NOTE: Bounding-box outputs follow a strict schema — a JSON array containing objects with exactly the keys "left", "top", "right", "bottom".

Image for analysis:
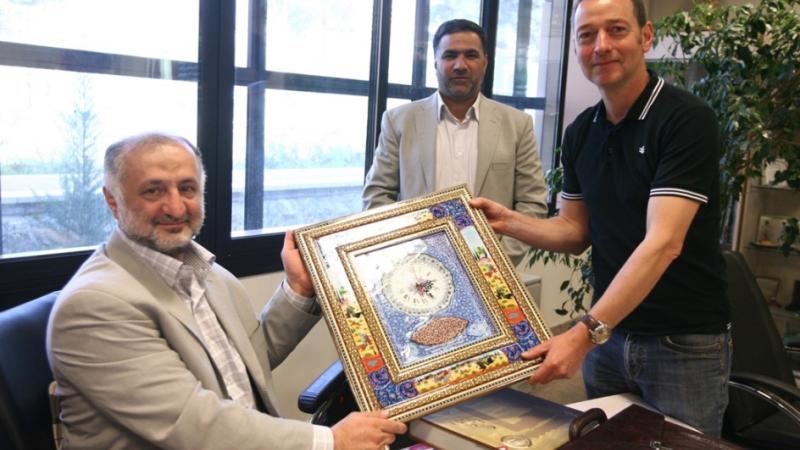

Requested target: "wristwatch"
[{"left": 579, "top": 314, "right": 612, "bottom": 345}]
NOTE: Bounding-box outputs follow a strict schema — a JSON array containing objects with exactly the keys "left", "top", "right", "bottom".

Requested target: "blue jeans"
[{"left": 582, "top": 329, "right": 732, "bottom": 436}]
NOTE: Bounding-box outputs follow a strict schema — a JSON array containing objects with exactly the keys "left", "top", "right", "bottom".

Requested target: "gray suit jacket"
[
  {"left": 362, "top": 93, "right": 548, "bottom": 265},
  {"left": 47, "top": 230, "right": 321, "bottom": 450}
]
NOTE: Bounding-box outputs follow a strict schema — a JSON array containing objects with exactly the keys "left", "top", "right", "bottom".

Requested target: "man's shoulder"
[
  {"left": 654, "top": 81, "right": 715, "bottom": 116},
  {"left": 564, "top": 102, "right": 601, "bottom": 137},
  {"left": 59, "top": 247, "right": 137, "bottom": 299},
  {"left": 386, "top": 93, "right": 435, "bottom": 117},
  {"left": 481, "top": 96, "right": 527, "bottom": 118},
  {"left": 50, "top": 250, "right": 141, "bottom": 324}
]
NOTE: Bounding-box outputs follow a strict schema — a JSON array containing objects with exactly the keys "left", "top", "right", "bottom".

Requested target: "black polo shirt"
[{"left": 561, "top": 72, "right": 729, "bottom": 335}]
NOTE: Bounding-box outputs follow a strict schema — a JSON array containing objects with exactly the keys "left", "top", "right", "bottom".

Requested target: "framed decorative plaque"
[{"left": 295, "top": 185, "right": 550, "bottom": 421}]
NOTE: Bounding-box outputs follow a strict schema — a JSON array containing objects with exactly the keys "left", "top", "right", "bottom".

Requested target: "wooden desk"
[{"left": 567, "top": 393, "right": 699, "bottom": 432}]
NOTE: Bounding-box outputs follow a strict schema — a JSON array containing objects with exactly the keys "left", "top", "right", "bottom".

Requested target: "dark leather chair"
[
  {"left": 722, "top": 250, "right": 800, "bottom": 449},
  {"left": 298, "top": 359, "right": 356, "bottom": 426},
  {"left": 0, "top": 292, "right": 60, "bottom": 450}
]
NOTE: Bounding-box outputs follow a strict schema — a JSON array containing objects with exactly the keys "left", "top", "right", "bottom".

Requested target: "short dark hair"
[
  {"left": 574, "top": 0, "right": 647, "bottom": 28},
  {"left": 432, "top": 19, "right": 488, "bottom": 55}
]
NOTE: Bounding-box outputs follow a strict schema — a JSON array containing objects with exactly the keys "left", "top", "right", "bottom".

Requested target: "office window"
[
  {"left": 0, "top": 0, "right": 570, "bottom": 309},
  {"left": 231, "top": 0, "right": 373, "bottom": 236},
  {"left": 0, "top": 0, "right": 198, "bottom": 61},
  {"left": 494, "top": 0, "right": 567, "bottom": 170},
  {"left": 231, "top": 89, "right": 367, "bottom": 234},
  {"left": 387, "top": 0, "right": 481, "bottom": 94},
  {"left": 0, "top": 0, "right": 198, "bottom": 258},
  {"left": 264, "top": 0, "right": 373, "bottom": 79},
  {"left": 424, "top": 1, "right": 481, "bottom": 88}
]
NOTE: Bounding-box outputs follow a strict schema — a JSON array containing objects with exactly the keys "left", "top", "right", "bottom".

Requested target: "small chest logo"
[{"left": 638, "top": 145, "right": 646, "bottom": 155}]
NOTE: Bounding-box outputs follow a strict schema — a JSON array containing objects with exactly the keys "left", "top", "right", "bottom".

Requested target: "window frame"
[{"left": 0, "top": 0, "right": 572, "bottom": 310}]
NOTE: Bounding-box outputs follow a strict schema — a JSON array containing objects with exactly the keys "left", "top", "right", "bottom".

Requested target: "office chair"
[
  {"left": 0, "top": 292, "right": 60, "bottom": 450},
  {"left": 722, "top": 250, "right": 800, "bottom": 449},
  {"left": 298, "top": 359, "right": 355, "bottom": 426},
  {"left": 299, "top": 360, "right": 421, "bottom": 449}
]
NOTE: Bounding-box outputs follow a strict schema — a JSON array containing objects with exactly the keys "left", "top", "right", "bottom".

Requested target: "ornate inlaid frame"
[{"left": 295, "top": 185, "right": 550, "bottom": 421}]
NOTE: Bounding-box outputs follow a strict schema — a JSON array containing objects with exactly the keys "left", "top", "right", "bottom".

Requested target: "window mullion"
[
  {"left": 411, "top": 0, "right": 430, "bottom": 98},
  {"left": 479, "top": 0, "right": 499, "bottom": 99},
  {"left": 513, "top": 0, "right": 533, "bottom": 97},
  {"left": 364, "top": 0, "right": 393, "bottom": 174},
  {"left": 244, "top": 0, "right": 267, "bottom": 231},
  {"left": 197, "top": 0, "right": 235, "bottom": 252}
]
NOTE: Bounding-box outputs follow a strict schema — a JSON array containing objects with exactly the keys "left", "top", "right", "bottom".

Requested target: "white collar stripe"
[
  {"left": 650, "top": 187, "right": 708, "bottom": 204},
  {"left": 638, "top": 77, "right": 665, "bottom": 120}
]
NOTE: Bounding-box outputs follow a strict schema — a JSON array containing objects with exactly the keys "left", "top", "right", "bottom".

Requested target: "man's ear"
[
  {"left": 103, "top": 186, "right": 120, "bottom": 219},
  {"left": 641, "top": 21, "right": 654, "bottom": 53}
]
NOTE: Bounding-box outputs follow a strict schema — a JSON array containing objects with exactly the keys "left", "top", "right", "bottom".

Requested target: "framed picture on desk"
[{"left": 295, "top": 185, "right": 550, "bottom": 421}]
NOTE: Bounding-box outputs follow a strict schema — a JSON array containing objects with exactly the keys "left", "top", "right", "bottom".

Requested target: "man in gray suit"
[
  {"left": 47, "top": 133, "right": 406, "bottom": 450},
  {"left": 362, "top": 19, "right": 548, "bottom": 265}
]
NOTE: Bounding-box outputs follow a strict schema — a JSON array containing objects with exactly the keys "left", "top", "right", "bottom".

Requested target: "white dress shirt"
[{"left": 435, "top": 92, "right": 481, "bottom": 192}]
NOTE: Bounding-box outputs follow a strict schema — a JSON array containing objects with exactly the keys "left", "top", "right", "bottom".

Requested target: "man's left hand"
[
  {"left": 281, "top": 230, "right": 315, "bottom": 298},
  {"left": 522, "top": 324, "right": 594, "bottom": 384}
]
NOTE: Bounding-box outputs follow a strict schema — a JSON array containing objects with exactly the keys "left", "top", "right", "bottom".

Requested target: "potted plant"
[{"left": 654, "top": 0, "right": 800, "bottom": 246}]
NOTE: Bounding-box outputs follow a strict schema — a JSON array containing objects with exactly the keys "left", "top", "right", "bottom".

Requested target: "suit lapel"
[
  {"left": 204, "top": 275, "right": 279, "bottom": 415},
  {"left": 476, "top": 99, "right": 500, "bottom": 195},
  {"left": 415, "top": 94, "right": 439, "bottom": 192},
  {"left": 105, "top": 231, "right": 204, "bottom": 346}
]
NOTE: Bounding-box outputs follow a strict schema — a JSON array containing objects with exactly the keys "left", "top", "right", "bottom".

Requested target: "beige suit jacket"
[
  {"left": 47, "top": 230, "right": 321, "bottom": 450},
  {"left": 362, "top": 93, "right": 548, "bottom": 265}
]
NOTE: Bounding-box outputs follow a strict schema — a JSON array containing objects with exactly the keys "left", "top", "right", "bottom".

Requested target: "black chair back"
[
  {"left": 0, "top": 292, "right": 59, "bottom": 450},
  {"left": 722, "top": 250, "right": 800, "bottom": 448},
  {"left": 724, "top": 250, "right": 794, "bottom": 382}
]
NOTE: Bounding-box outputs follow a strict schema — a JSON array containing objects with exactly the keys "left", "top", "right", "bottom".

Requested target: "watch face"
[
  {"left": 592, "top": 324, "right": 611, "bottom": 344},
  {"left": 382, "top": 253, "right": 454, "bottom": 316},
  {"left": 581, "top": 314, "right": 611, "bottom": 345}
]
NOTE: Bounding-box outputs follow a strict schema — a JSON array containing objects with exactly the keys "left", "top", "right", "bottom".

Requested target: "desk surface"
[
  {"left": 401, "top": 393, "right": 701, "bottom": 450},
  {"left": 567, "top": 393, "right": 699, "bottom": 432}
]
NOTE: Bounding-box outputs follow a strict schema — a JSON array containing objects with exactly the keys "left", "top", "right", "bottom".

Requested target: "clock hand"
[{"left": 411, "top": 262, "right": 421, "bottom": 280}]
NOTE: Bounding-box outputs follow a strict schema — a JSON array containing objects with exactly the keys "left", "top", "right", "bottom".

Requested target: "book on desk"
[{"left": 409, "top": 388, "right": 605, "bottom": 450}]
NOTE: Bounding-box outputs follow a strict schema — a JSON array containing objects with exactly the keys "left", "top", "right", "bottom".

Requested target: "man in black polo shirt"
[{"left": 471, "top": 0, "right": 730, "bottom": 436}]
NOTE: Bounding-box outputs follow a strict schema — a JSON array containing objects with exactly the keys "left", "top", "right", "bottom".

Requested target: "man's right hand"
[
  {"left": 281, "top": 230, "right": 315, "bottom": 298},
  {"left": 469, "top": 197, "right": 514, "bottom": 235},
  {"left": 331, "top": 411, "right": 407, "bottom": 450}
]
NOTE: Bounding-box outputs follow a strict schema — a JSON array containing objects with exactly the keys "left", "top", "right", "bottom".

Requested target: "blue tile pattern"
[{"left": 370, "top": 230, "right": 500, "bottom": 368}]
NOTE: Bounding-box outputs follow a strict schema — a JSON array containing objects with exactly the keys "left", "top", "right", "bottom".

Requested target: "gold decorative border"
[{"left": 295, "top": 185, "right": 551, "bottom": 421}]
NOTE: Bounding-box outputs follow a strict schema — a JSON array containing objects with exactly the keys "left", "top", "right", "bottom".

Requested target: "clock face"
[{"left": 382, "top": 253, "right": 454, "bottom": 316}]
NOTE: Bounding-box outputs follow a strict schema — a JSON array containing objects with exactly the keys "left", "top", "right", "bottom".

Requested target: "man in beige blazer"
[
  {"left": 47, "top": 133, "right": 405, "bottom": 450},
  {"left": 362, "top": 19, "right": 548, "bottom": 265}
]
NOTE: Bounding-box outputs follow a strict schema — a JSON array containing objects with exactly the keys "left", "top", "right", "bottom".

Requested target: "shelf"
[
  {"left": 750, "top": 183, "right": 798, "bottom": 193},
  {"left": 746, "top": 243, "right": 800, "bottom": 257},
  {"left": 739, "top": 177, "right": 800, "bottom": 308}
]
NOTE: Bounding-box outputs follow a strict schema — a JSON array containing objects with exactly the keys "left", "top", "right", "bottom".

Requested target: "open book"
[{"left": 409, "top": 388, "right": 605, "bottom": 450}]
